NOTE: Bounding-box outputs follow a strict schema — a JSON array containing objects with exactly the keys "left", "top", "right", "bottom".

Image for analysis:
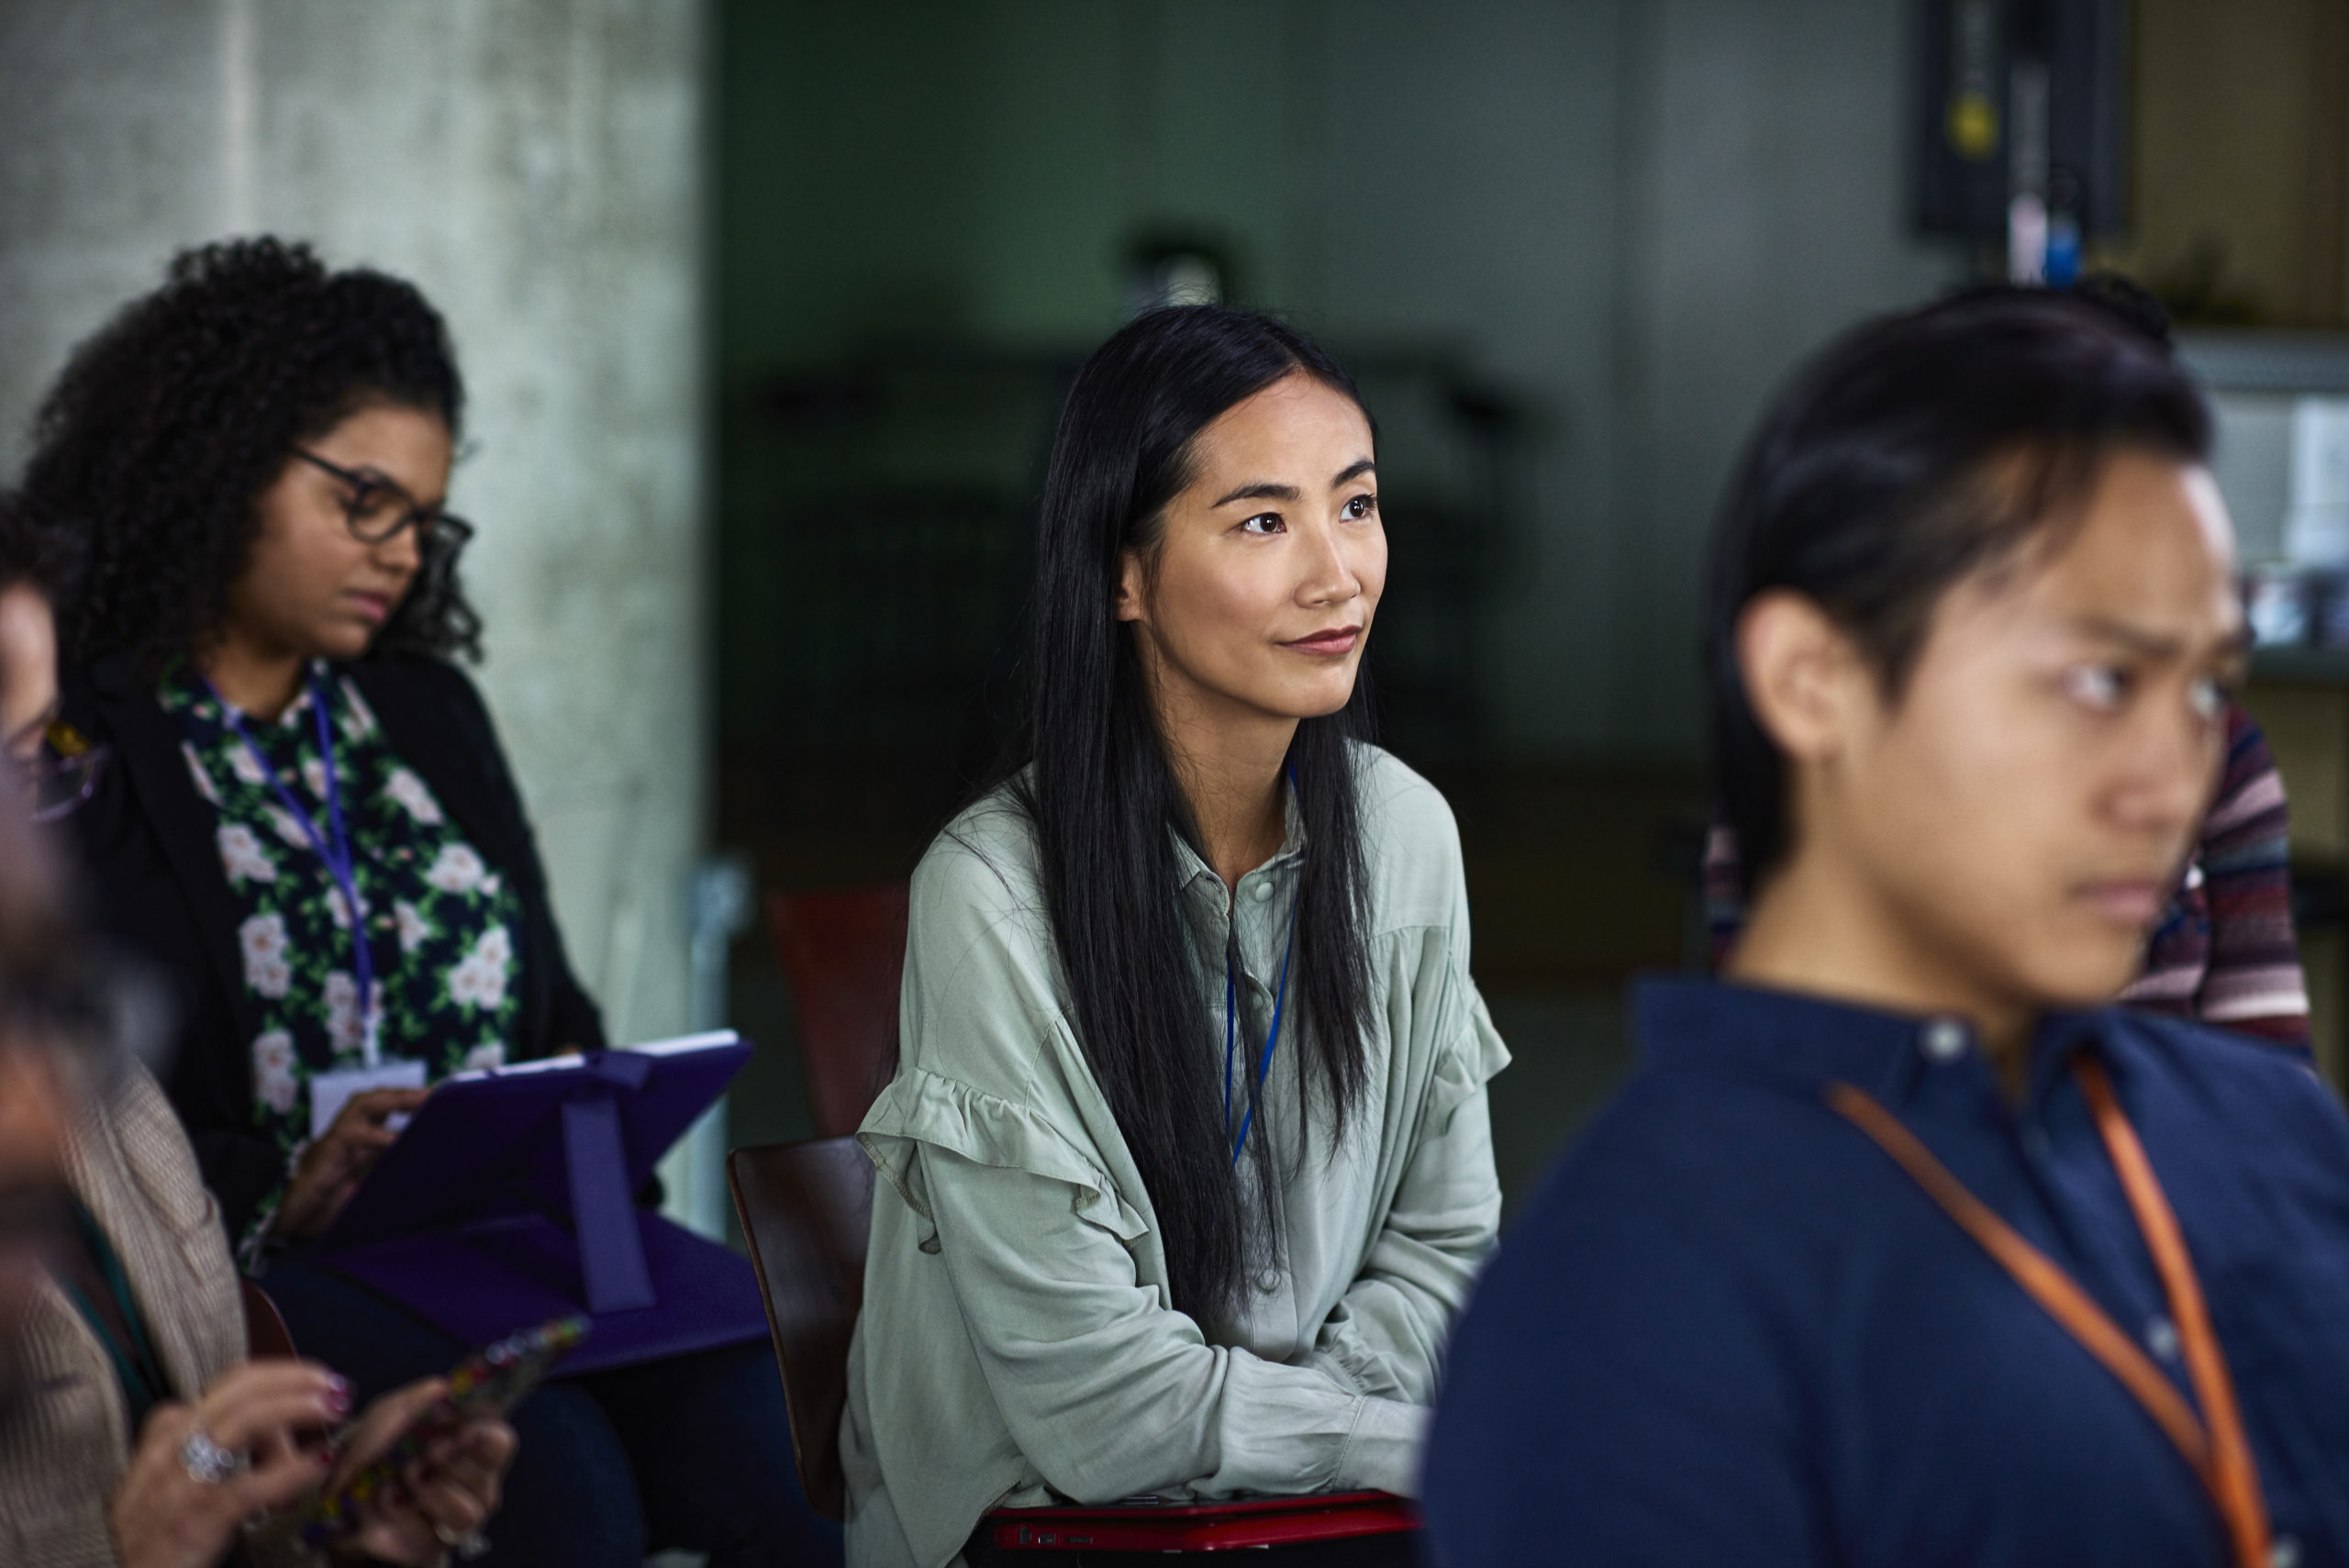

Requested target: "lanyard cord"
[
  {"left": 206, "top": 668, "right": 379, "bottom": 1067},
  {"left": 1827, "top": 1067, "right": 2271, "bottom": 1568},
  {"left": 2072, "top": 1058, "right": 2272, "bottom": 1565},
  {"left": 1222, "top": 881, "right": 1300, "bottom": 1166},
  {"left": 57, "top": 1198, "right": 169, "bottom": 1427}
]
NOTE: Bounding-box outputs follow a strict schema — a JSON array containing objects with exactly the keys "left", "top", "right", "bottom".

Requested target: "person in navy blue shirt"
[{"left": 1424, "top": 284, "right": 2349, "bottom": 1568}]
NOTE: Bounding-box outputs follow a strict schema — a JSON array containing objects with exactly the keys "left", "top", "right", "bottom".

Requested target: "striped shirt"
[{"left": 1703, "top": 703, "right": 2310, "bottom": 1048}]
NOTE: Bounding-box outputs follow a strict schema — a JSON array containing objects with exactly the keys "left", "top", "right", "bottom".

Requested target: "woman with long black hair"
[{"left": 843, "top": 306, "right": 1508, "bottom": 1567}]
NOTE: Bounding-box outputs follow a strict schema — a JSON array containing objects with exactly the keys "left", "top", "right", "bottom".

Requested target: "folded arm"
[
  {"left": 1305, "top": 1081, "right": 1499, "bottom": 1405},
  {"left": 921, "top": 1141, "right": 1426, "bottom": 1503}
]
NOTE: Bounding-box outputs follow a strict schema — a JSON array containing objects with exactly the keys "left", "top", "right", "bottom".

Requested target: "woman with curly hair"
[
  {"left": 24, "top": 238, "right": 833, "bottom": 1567},
  {"left": 0, "top": 490, "right": 518, "bottom": 1568}
]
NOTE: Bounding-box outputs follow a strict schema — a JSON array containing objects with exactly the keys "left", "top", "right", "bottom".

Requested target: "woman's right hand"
[
  {"left": 271, "top": 1086, "right": 429, "bottom": 1242},
  {"left": 106, "top": 1359, "right": 352, "bottom": 1568}
]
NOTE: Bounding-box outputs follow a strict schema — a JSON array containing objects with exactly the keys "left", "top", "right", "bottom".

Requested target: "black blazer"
[{"left": 60, "top": 651, "right": 607, "bottom": 1243}]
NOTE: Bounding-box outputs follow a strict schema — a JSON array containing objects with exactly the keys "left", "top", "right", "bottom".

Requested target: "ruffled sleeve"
[
  {"left": 862, "top": 1065, "right": 1149, "bottom": 1251},
  {"left": 1425, "top": 959, "right": 1512, "bottom": 1132}
]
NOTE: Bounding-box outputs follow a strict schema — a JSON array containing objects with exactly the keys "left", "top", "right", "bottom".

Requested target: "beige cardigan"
[{"left": 0, "top": 1061, "right": 252, "bottom": 1565}]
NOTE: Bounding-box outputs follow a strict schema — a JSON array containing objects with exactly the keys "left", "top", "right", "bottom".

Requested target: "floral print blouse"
[{"left": 161, "top": 662, "right": 526, "bottom": 1255}]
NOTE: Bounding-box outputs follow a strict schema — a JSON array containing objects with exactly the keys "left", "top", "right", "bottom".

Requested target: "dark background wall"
[
  {"left": 707, "top": 0, "right": 1973, "bottom": 1191},
  {"left": 709, "top": 0, "right": 2349, "bottom": 1195},
  {"left": 714, "top": 0, "right": 1963, "bottom": 780}
]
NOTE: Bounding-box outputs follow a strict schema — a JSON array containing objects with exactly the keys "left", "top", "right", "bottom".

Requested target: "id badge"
[{"left": 309, "top": 1058, "right": 429, "bottom": 1139}]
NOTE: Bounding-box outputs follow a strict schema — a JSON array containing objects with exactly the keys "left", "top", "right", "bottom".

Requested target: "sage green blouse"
[{"left": 841, "top": 746, "right": 1509, "bottom": 1568}]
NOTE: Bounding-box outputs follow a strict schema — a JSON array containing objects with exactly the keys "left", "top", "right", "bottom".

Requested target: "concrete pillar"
[{"left": 0, "top": 2, "right": 708, "bottom": 1066}]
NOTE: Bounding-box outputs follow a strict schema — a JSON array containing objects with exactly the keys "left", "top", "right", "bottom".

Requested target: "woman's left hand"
[{"left": 328, "top": 1377, "right": 516, "bottom": 1565}]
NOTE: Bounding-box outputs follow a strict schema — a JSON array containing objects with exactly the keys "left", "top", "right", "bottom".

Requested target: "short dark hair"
[
  {"left": 1706, "top": 285, "right": 2213, "bottom": 895},
  {"left": 23, "top": 237, "right": 478, "bottom": 676}
]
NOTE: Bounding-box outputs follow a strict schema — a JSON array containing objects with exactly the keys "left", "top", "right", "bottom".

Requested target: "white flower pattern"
[
  {"left": 426, "top": 844, "right": 487, "bottom": 894},
  {"left": 448, "top": 925, "right": 514, "bottom": 1011},
  {"left": 339, "top": 678, "right": 380, "bottom": 740},
  {"left": 252, "top": 1030, "right": 299, "bottom": 1114},
  {"left": 239, "top": 914, "right": 292, "bottom": 997},
  {"left": 164, "top": 661, "right": 528, "bottom": 1262},
  {"left": 323, "top": 972, "right": 362, "bottom": 1058},
  {"left": 217, "top": 824, "right": 278, "bottom": 885},
  {"left": 182, "top": 742, "right": 222, "bottom": 805},
  {"left": 384, "top": 768, "right": 444, "bottom": 826}
]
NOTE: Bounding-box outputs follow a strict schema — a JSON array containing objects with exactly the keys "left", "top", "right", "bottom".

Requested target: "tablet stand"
[
  {"left": 311, "top": 1034, "right": 769, "bottom": 1376},
  {"left": 563, "top": 1095, "right": 658, "bottom": 1312}
]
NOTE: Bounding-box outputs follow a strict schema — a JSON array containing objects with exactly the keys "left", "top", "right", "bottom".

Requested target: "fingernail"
[{"left": 325, "top": 1388, "right": 352, "bottom": 1415}]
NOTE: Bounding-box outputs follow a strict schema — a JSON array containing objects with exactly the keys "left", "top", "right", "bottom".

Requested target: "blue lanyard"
[
  {"left": 1222, "top": 879, "right": 1300, "bottom": 1166},
  {"left": 206, "top": 668, "right": 378, "bottom": 1066}
]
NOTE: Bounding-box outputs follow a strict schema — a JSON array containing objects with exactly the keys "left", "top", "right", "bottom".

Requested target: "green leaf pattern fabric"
[{"left": 161, "top": 662, "right": 525, "bottom": 1255}]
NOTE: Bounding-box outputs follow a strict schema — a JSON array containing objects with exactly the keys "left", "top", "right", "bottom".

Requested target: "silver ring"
[
  {"left": 180, "top": 1427, "right": 241, "bottom": 1485},
  {"left": 434, "top": 1523, "right": 490, "bottom": 1559}
]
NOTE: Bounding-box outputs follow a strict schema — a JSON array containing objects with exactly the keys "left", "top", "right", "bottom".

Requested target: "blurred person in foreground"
[
  {"left": 1424, "top": 291, "right": 2349, "bottom": 1566},
  {"left": 23, "top": 239, "right": 832, "bottom": 1566},
  {"left": 1698, "top": 284, "right": 2310, "bottom": 1048},
  {"left": 0, "top": 492, "right": 517, "bottom": 1566}
]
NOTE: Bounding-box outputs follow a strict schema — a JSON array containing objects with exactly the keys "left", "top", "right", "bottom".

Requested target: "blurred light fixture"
[
  {"left": 1915, "top": 0, "right": 2126, "bottom": 277},
  {"left": 1127, "top": 238, "right": 1233, "bottom": 316}
]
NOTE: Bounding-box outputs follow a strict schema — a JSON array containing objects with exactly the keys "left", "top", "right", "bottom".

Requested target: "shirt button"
[
  {"left": 1255, "top": 1269, "right": 1281, "bottom": 1295},
  {"left": 1920, "top": 1018, "right": 1969, "bottom": 1062},
  {"left": 1251, "top": 881, "right": 1273, "bottom": 903},
  {"left": 2271, "top": 1538, "right": 2301, "bottom": 1568},
  {"left": 2143, "top": 1315, "right": 2180, "bottom": 1362}
]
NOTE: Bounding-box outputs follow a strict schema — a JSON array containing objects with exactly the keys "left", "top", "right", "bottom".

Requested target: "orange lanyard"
[{"left": 1826, "top": 1058, "right": 2270, "bottom": 1568}]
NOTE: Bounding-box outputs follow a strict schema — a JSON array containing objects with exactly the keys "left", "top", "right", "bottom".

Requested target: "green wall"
[{"left": 716, "top": 0, "right": 1965, "bottom": 766}]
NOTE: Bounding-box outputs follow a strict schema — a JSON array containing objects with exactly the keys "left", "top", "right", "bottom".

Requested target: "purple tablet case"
[{"left": 307, "top": 1034, "right": 770, "bottom": 1375}]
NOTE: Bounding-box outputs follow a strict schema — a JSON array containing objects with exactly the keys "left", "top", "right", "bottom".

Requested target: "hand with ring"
[
  {"left": 329, "top": 1376, "right": 517, "bottom": 1566},
  {"left": 107, "top": 1358, "right": 351, "bottom": 1568},
  {"left": 434, "top": 1520, "right": 492, "bottom": 1561}
]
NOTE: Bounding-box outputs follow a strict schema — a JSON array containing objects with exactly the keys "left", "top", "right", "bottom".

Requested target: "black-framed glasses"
[{"left": 292, "top": 448, "right": 476, "bottom": 554}]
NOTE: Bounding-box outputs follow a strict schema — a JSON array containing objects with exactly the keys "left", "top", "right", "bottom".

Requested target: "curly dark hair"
[
  {"left": 22, "top": 237, "right": 480, "bottom": 675},
  {"left": 0, "top": 489, "right": 86, "bottom": 609}
]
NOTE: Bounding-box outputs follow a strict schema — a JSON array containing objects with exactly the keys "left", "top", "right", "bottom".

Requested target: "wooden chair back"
[
  {"left": 728, "top": 1136, "right": 876, "bottom": 1521},
  {"left": 240, "top": 1278, "right": 297, "bottom": 1360},
  {"left": 764, "top": 884, "right": 911, "bottom": 1138}
]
